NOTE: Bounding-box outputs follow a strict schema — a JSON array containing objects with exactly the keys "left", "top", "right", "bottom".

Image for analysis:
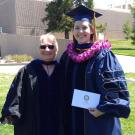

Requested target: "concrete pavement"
[
  {"left": 0, "top": 64, "right": 24, "bottom": 74},
  {"left": 116, "top": 55, "right": 135, "bottom": 73},
  {"left": 0, "top": 55, "right": 135, "bottom": 74}
]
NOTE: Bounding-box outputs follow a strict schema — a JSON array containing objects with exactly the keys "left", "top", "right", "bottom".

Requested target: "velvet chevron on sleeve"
[{"left": 95, "top": 49, "right": 130, "bottom": 118}]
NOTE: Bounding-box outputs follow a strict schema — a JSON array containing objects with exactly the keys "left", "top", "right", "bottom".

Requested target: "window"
[{"left": 0, "top": 27, "right": 2, "bottom": 33}]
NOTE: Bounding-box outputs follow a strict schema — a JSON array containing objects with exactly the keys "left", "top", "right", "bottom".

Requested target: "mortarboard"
[{"left": 66, "top": 5, "right": 102, "bottom": 22}]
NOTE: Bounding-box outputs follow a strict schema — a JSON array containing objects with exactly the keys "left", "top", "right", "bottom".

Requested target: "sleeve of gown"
[
  {"left": 1, "top": 67, "right": 27, "bottom": 123},
  {"left": 96, "top": 50, "right": 130, "bottom": 118}
]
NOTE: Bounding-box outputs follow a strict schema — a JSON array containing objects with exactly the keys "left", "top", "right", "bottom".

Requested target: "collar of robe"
[
  {"left": 75, "top": 43, "right": 92, "bottom": 51},
  {"left": 39, "top": 60, "right": 57, "bottom": 65}
]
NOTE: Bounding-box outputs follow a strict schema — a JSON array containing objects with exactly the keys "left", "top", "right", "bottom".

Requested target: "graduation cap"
[
  {"left": 66, "top": 5, "right": 102, "bottom": 22},
  {"left": 66, "top": 5, "right": 102, "bottom": 41}
]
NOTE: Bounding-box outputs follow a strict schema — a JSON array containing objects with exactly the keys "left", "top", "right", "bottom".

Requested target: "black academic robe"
[
  {"left": 60, "top": 48, "right": 130, "bottom": 135},
  {"left": 1, "top": 59, "right": 62, "bottom": 135}
]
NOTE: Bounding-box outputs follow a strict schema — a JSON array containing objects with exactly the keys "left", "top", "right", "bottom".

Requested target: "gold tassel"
[{"left": 93, "top": 12, "right": 96, "bottom": 42}]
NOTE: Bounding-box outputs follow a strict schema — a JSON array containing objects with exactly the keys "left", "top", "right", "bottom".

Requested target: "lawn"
[
  {"left": 121, "top": 80, "right": 135, "bottom": 135},
  {"left": 0, "top": 73, "right": 135, "bottom": 135},
  {"left": 110, "top": 40, "right": 135, "bottom": 56},
  {"left": 0, "top": 74, "right": 14, "bottom": 135}
]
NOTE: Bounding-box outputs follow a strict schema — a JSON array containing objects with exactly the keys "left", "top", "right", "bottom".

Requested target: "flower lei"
[{"left": 67, "top": 40, "right": 112, "bottom": 63}]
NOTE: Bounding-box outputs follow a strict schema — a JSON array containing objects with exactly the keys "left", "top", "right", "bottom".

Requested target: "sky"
[
  {"left": 45, "top": 0, "right": 134, "bottom": 9},
  {"left": 94, "top": 0, "right": 109, "bottom": 8},
  {"left": 94, "top": 0, "right": 131, "bottom": 9}
]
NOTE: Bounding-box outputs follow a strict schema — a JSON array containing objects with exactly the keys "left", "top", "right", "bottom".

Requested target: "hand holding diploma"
[{"left": 88, "top": 108, "right": 104, "bottom": 118}]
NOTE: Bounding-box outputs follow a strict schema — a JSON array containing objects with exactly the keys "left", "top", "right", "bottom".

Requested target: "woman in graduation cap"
[
  {"left": 60, "top": 5, "right": 130, "bottom": 135},
  {"left": 0, "top": 33, "right": 62, "bottom": 135}
]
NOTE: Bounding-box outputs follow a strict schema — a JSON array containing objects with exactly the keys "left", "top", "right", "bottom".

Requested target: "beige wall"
[
  {"left": 0, "top": 0, "right": 16, "bottom": 34},
  {"left": 15, "top": 0, "right": 47, "bottom": 36},
  {"left": 95, "top": 9, "right": 133, "bottom": 39},
  {"left": 0, "top": 34, "right": 67, "bottom": 60}
]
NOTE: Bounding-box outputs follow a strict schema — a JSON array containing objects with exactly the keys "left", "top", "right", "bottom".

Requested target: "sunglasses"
[{"left": 40, "top": 45, "right": 55, "bottom": 50}]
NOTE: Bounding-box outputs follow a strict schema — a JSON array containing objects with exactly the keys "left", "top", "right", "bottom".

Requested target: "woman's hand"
[{"left": 88, "top": 108, "right": 104, "bottom": 118}]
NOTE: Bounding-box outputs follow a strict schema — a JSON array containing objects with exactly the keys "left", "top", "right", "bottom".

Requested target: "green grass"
[
  {"left": 121, "top": 81, "right": 135, "bottom": 135},
  {"left": 125, "top": 73, "right": 135, "bottom": 78},
  {"left": 0, "top": 73, "right": 135, "bottom": 134},
  {"left": 110, "top": 40, "right": 135, "bottom": 56},
  {"left": 0, "top": 74, "right": 14, "bottom": 135}
]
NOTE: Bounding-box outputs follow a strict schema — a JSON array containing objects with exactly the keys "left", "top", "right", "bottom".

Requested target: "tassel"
[{"left": 92, "top": 12, "right": 97, "bottom": 42}]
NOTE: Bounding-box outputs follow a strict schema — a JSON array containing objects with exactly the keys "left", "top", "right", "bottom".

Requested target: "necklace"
[{"left": 67, "top": 40, "right": 111, "bottom": 63}]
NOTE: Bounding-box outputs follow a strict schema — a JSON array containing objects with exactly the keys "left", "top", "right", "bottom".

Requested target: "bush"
[
  {"left": 5, "top": 54, "right": 33, "bottom": 63},
  {"left": 122, "top": 20, "right": 132, "bottom": 40}
]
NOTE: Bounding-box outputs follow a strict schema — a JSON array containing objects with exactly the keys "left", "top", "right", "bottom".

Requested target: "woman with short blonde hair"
[{"left": 1, "top": 33, "right": 62, "bottom": 135}]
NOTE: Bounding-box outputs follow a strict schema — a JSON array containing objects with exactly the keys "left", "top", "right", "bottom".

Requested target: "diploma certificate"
[{"left": 71, "top": 89, "right": 100, "bottom": 109}]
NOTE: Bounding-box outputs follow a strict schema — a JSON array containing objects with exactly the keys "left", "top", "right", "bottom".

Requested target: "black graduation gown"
[
  {"left": 1, "top": 59, "right": 62, "bottom": 135},
  {"left": 60, "top": 48, "right": 130, "bottom": 135}
]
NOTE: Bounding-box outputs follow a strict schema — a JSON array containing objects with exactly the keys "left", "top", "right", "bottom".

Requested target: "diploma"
[{"left": 71, "top": 89, "right": 100, "bottom": 109}]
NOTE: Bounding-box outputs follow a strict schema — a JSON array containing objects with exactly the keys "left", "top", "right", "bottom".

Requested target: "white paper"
[{"left": 71, "top": 89, "right": 101, "bottom": 109}]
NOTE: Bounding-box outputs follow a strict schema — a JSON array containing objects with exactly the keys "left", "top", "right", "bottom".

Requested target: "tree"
[
  {"left": 73, "top": 0, "right": 93, "bottom": 8},
  {"left": 131, "top": 6, "right": 135, "bottom": 44},
  {"left": 122, "top": 20, "right": 132, "bottom": 40},
  {"left": 42, "top": 0, "right": 65, "bottom": 32},
  {"left": 96, "top": 23, "right": 107, "bottom": 33},
  {"left": 86, "top": 0, "right": 93, "bottom": 8},
  {"left": 42, "top": 0, "right": 94, "bottom": 39},
  {"left": 42, "top": 0, "right": 73, "bottom": 39},
  {"left": 96, "top": 23, "right": 107, "bottom": 40}
]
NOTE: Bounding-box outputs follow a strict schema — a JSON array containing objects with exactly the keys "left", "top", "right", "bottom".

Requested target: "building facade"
[
  {"left": 0, "top": 0, "right": 134, "bottom": 39},
  {"left": 0, "top": 0, "right": 47, "bottom": 35},
  {"left": 107, "top": 0, "right": 135, "bottom": 10},
  {"left": 16, "top": 0, "right": 48, "bottom": 36},
  {"left": 95, "top": 8, "right": 133, "bottom": 39}
]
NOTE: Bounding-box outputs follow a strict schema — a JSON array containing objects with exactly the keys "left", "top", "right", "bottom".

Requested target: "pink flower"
[{"left": 67, "top": 40, "right": 111, "bottom": 63}]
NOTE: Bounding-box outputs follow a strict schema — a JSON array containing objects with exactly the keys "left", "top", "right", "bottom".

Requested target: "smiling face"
[
  {"left": 73, "top": 20, "right": 93, "bottom": 44},
  {"left": 39, "top": 34, "right": 58, "bottom": 62}
]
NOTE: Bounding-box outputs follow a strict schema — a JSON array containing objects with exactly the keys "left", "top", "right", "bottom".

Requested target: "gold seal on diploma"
[{"left": 84, "top": 95, "right": 89, "bottom": 101}]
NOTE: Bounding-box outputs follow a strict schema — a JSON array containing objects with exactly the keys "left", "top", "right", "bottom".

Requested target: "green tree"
[
  {"left": 42, "top": 0, "right": 72, "bottom": 39},
  {"left": 73, "top": 0, "right": 93, "bottom": 8},
  {"left": 96, "top": 23, "right": 107, "bottom": 33},
  {"left": 131, "top": 6, "right": 135, "bottom": 44},
  {"left": 42, "top": 0, "right": 93, "bottom": 39},
  {"left": 86, "top": 0, "right": 94, "bottom": 8},
  {"left": 42, "top": 0, "right": 64, "bottom": 32},
  {"left": 122, "top": 20, "right": 132, "bottom": 40}
]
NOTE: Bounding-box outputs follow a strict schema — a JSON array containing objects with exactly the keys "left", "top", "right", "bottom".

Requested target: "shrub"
[
  {"left": 5, "top": 54, "right": 33, "bottom": 63},
  {"left": 122, "top": 20, "right": 132, "bottom": 40}
]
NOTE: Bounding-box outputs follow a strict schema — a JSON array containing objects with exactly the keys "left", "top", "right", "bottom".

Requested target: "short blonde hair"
[{"left": 40, "top": 33, "right": 58, "bottom": 51}]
